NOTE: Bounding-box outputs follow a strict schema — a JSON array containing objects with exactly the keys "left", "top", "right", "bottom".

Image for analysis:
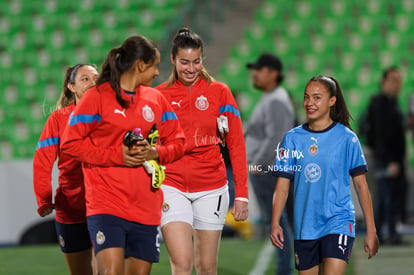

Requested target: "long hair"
[
  {"left": 307, "top": 75, "right": 353, "bottom": 129},
  {"left": 96, "top": 35, "right": 158, "bottom": 109},
  {"left": 165, "top": 28, "right": 214, "bottom": 87},
  {"left": 55, "top": 63, "right": 97, "bottom": 110}
]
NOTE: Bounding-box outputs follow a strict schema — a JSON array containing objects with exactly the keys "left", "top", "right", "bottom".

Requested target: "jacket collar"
[{"left": 173, "top": 77, "right": 206, "bottom": 89}]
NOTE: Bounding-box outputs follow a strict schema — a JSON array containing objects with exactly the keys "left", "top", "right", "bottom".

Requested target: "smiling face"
[
  {"left": 303, "top": 81, "right": 336, "bottom": 126},
  {"left": 68, "top": 65, "right": 99, "bottom": 103},
  {"left": 172, "top": 47, "right": 202, "bottom": 86}
]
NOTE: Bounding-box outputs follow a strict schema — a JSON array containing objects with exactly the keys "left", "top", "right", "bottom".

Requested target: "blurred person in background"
[
  {"left": 405, "top": 93, "right": 414, "bottom": 224},
  {"left": 33, "top": 63, "right": 99, "bottom": 275},
  {"left": 271, "top": 75, "right": 379, "bottom": 275},
  {"left": 245, "top": 53, "right": 294, "bottom": 275},
  {"left": 61, "top": 35, "right": 185, "bottom": 275},
  {"left": 156, "top": 28, "right": 249, "bottom": 275},
  {"left": 366, "top": 67, "right": 408, "bottom": 245}
]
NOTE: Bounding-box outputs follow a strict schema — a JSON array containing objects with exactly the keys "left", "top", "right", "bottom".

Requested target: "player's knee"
[
  {"left": 171, "top": 263, "right": 193, "bottom": 274},
  {"left": 195, "top": 260, "right": 217, "bottom": 275},
  {"left": 195, "top": 268, "right": 217, "bottom": 275},
  {"left": 171, "top": 257, "right": 193, "bottom": 273},
  {"left": 98, "top": 263, "right": 123, "bottom": 275}
]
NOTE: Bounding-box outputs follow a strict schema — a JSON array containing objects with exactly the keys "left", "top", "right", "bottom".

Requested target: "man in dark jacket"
[{"left": 367, "top": 66, "right": 407, "bottom": 245}]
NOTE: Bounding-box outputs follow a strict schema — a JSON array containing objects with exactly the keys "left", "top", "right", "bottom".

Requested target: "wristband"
[{"left": 234, "top": 197, "right": 249, "bottom": 203}]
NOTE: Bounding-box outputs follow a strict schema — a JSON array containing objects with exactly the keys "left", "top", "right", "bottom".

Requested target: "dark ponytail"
[{"left": 96, "top": 36, "right": 158, "bottom": 109}]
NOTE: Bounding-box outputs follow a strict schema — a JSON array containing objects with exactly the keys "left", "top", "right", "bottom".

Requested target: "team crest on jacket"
[
  {"left": 142, "top": 105, "right": 155, "bottom": 122},
  {"left": 96, "top": 230, "right": 106, "bottom": 245},
  {"left": 195, "top": 95, "right": 209, "bottom": 110}
]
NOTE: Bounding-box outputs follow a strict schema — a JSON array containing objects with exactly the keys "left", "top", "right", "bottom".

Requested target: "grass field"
[
  {"left": 1, "top": 235, "right": 412, "bottom": 275},
  {"left": 352, "top": 234, "right": 414, "bottom": 275},
  {"left": 0, "top": 238, "right": 283, "bottom": 275},
  {"left": 0, "top": 237, "right": 361, "bottom": 275}
]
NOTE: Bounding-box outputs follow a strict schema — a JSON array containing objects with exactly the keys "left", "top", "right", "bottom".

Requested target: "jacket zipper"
[{"left": 185, "top": 85, "right": 192, "bottom": 192}]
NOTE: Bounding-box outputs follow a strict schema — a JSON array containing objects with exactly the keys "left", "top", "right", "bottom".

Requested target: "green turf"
[
  {"left": 0, "top": 237, "right": 357, "bottom": 275},
  {"left": 218, "top": 238, "right": 273, "bottom": 275},
  {"left": 0, "top": 239, "right": 272, "bottom": 275},
  {"left": 352, "top": 234, "right": 414, "bottom": 275},
  {"left": 153, "top": 238, "right": 272, "bottom": 275},
  {"left": 0, "top": 245, "right": 66, "bottom": 275}
]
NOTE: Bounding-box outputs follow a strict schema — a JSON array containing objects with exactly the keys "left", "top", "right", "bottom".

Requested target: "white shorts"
[{"left": 161, "top": 184, "right": 229, "bottom": 230}]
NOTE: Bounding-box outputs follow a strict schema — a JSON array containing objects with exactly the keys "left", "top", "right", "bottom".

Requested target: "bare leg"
[
  {"left": 193, "top": 229, "right": 222, "bottom": 275},
  {"left": 91, "top": 249, "right": 98, "bottom": 275},
  {"left": 63, "top": 248, "right": 93, "bottom": 275},
  {"left": 321, "top": 258, "right": 347, "bottom": 275},
  {"left": 125, "top": 257, "right": 152, "bottom": 275},
  {"left": 298, "top": 265, "right": 319, "bottom": 275},
  {"left": 95, "top": 247, "right": 124, "bottom": 275},
  {"left": 161, "top": 222, "right": 194, "bottom": 275}
]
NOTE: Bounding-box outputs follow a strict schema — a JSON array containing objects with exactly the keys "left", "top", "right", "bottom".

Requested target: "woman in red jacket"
[
  {"left": 156, "top": 28, "right": 249, "bottom": 275},
  {"left": 33, "top": 63, "right": 99, "bottom": 275},
  {"left": 61, "top": 35, "right": 185, "bottom": 275}
]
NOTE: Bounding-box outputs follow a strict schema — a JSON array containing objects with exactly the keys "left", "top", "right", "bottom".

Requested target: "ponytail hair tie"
[{"left": 116, "top": 47, "right": 124, "bottom": 58}]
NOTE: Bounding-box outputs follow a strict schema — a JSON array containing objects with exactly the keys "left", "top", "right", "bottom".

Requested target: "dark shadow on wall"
[{"left": 18, "top": 219, "right": 57, "bottom": 245}]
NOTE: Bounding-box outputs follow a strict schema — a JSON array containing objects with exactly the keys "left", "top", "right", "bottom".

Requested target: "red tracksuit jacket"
[
  {"left": 61, "top": 82, "right": 185, "bottom": 225},
  {"left": 156, "top": 78, "right": 248, "bottom": 200},
  {"left": 33, "top": 103, "right": 86, "bottom": 224}
]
